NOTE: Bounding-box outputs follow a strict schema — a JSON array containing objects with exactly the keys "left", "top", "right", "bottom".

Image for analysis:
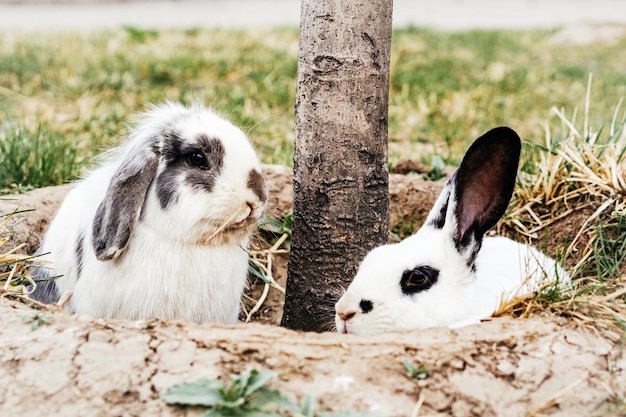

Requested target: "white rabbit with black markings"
[
  {"left": 335, "top": 127, "right": 570, "bottom": 334},
  {"left": 30, "top": 101, "right": 267, "bottom": 324}
]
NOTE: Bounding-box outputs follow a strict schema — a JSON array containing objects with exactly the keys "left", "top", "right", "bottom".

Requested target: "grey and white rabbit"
[
  {"left": 335, "top": 127, "right": 570, "bottom": 334},
  {"left": 30, "top": 101, "right": 267, "bottom": 324}
]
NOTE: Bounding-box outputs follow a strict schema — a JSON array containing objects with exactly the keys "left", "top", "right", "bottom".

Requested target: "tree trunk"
[{"left": 281, "top": 0, "right": 393, "bottom": 331}]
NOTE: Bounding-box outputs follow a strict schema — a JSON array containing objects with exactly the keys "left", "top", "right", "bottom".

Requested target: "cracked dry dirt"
[
  {"left": 1, "top": 165, "right": 625, "bottom": 417},
  {"left": 2, "top": 300, "right": 623, "bottom": 417}
]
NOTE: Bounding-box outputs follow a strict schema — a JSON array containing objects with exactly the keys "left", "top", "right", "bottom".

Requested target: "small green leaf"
[
  {"left": 31, "top": 320, "right": 40, "bottom": 331},
  {"left": 258, "top": 213, "right": 292, "bottom": 249},
  {"left": 402, "top": 359, "right": 429, "bottom": 380},
  {"left": 202, "top": 409, "right": 235, "bottom": 417},
  {"left": 227, "top": 368, "right": 254, "bottom": 399},
  {"left": 425, "top": 154, "right": 446, "bottom": 181},
  {"left": 217, "top": 397, "right": 246, "bottom": 409},
  {"left": 298, "top": 395, "right": 317, "bottom": 417},
  {"left": 161, "top": 379, "right": 224, "bottom": 406},
  {"left": 431, "top": 154, "right": 445, "bottom": 171},
  {"left": 248, "top": 260, "right": 271, "bottom": 283},
  {"left": 19, "top": 312, "right": 51, "bottom": 331},
  {"left": 230, "top": 411, "right": 281, "bottom": 417},
  {"left": 246, "top": 386, "right": 294, "bottom": 410},
  {"left": 258, "top": 217, "right": 285, "bottom": 234},
  {"left": 244, "top": 370, "right": 279, "bottom": 397}
]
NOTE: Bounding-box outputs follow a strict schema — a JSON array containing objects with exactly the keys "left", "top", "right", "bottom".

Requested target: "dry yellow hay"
[{"left": 497, "top": 75, "right": 626, "bottom": 336}]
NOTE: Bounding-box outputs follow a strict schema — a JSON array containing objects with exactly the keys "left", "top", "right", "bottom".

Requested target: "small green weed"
[
  {"left": 389, "top": 205, "right": 419, "bottom": 242},
  {"left": 402, "top": 359, "right": 430, "bottom": 380},
  {"left": 258, "top": 213, "right": 293, "bottom": 250},
  {"left": 19, "top": 311, "right": 52, "bottom": 331},
  {"left": 535, "top": 279, "right": 568, "bottom": 304},
  {"left": 423, "top": 154, "right": 446, "bottom": 181},
  {"left": 162, "top": 368, "right": 291, "bottom": 416},
  {"left": 162, "top": 368, "right": 381, "bottom": 417}
]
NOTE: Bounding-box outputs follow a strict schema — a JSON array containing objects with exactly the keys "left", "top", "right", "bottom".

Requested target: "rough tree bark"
[{"left": 281, "top": 0, "right": 393, "bottom": 331}]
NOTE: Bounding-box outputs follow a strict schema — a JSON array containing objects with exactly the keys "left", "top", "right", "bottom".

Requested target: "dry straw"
[
  {"left": 0, "top": 209, "right": 49, "bottom": 300},
  {"left": 497, "top": 75, "right": 626, "bottom": 338},
  {"left": 244, "top": 232, "right": 289, "bottom": 323}
]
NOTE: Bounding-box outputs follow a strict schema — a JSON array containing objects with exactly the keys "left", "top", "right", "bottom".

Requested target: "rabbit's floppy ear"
[
  {"left": 453, "top": 126, "right": 521, "bottom": 252},
  {"left": 92, "top": 142, "right": 160, "bottom": 261}
]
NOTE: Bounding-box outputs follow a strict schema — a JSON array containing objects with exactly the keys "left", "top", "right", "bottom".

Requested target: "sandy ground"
[{"left": 2, "top": 298, "right": 623, "bottom": 417}]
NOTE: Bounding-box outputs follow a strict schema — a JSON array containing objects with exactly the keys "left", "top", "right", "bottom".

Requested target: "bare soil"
[{"left": 1, "top": 165, "right": 624, "bottom": 417}]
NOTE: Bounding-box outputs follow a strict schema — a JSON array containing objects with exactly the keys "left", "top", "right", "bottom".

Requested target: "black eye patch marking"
[
  {"left": 183, "top": 135, "right": 225, "bottom": 194},
  {"left": 193, "top": 133, "right": 225, "bottom": 171},
  {"left": 359, "top": 299, "right": 373, "bottom": 314},
  {"left": 156, "top": 131, "right": 225, "bottom": 209},
  {"left": 400, "top": 266, "right": 439, "bottom": 296}
]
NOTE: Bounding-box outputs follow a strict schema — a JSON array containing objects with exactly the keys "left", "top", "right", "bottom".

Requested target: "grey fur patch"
[
  {"left": 28, "top": 264, "right": 60, "bottom": 304},
  {"left": 92, "top": 140, "right": 160, "bottom": 261},
  {"left": 156, "top": 132, "right": 225, "bottom": 209},
  {"left": 75, "top": 231, "right": 85, "bottom": 280},
  {"left": 247, "top": 169, "right": 267, "bottom": 203}
]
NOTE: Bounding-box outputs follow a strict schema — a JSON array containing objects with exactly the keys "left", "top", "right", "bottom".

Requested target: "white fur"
[
  {"left": 335, "top": 128, "right": 570, "bottom": 334},
  {"left": 335, "top": 233, "right": 569, "bottom": 335},
  {"left": 36, "top": 102, "right": 266, "bottom": 324}
]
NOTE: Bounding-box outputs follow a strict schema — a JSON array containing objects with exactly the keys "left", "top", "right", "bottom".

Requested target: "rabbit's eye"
[
  {"left": 400, "top": 266, "right": 439, "bottom": 296},
  {"left": 187, "top": 151, "right": 208, "bottom": 169}
]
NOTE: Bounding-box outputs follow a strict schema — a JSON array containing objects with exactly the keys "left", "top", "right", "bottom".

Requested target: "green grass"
[
  {"left": 0, "top": 27, "right": 299, "bottom": 180},
  {"left": 586, "top": 215, "right": 626, "bottom": 282},
  {"left": 0, "top": 122, "right": 82, "bottom": 191},
  {"left": 1, "top": 26, "right": 625, "bottom": 191},
  {"left": 389, "top": 28, "right": 626, "bottom": 164}
]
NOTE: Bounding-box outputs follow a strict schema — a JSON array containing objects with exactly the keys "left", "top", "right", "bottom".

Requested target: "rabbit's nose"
[
  {"left": 337, "top": 310, "right": 356, "bottom": 321},
  {"left": 246, "top": 201, "right": 263, "bottom": 219}
]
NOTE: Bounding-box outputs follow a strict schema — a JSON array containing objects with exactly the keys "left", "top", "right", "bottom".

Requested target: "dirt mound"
[
  {"left": 1, "top": 164, "right": 623, "bottom": 416},
  {"left": 1, "top": 298, "right": 622, "bottom": 417}
]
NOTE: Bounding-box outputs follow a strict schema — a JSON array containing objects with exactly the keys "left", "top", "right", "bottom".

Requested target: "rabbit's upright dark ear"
[
  {"left": 92, "top": 145, "right": 160, "bottom": 261},
  {"left": 453, "top": 126, "right": 521, "bottom": 252}
]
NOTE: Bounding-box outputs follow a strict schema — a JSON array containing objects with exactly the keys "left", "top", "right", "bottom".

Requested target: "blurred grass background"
[{"left": 0, "top": 26, "right": 625, "bottom": 190}]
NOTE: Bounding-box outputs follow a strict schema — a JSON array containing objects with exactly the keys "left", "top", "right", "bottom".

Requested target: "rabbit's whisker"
[{"left": 203, "top": 207, "right": 250, "bottom": 243}]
